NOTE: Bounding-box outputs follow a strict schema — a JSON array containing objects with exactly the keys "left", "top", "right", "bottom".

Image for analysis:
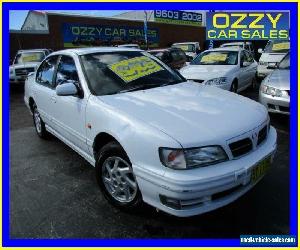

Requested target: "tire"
[
  {"left": 251, "top": 77, "right": 257, "bottom": 90},
  {"left": 230, "top": 80, "right": 238, "bottom": 93},
  {"left": 95, "top": 141, "right": 142, "bottom": 210},
  {"left": 32, "top": 104, "right": 48, "bottom": 139}
]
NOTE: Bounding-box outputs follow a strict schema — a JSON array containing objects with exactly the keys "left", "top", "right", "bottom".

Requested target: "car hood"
[
  {"left": 259, "top": 52, "right": 286, "bottom": 63},
  {"left": 99, "top": 82, "right": 267, "bottom": 147},
  {"left": 180, "top": 65, "right": 236, "bottom": 81},
  {"left": 263, "top": 69, "right": 290, "bottom": 90}
]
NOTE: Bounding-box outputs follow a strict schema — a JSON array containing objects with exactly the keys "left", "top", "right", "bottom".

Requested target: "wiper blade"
[{"left": 119, "top": 83, "right": 163, "bottom": 93}]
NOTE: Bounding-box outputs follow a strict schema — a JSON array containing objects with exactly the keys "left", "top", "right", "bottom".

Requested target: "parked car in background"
[
  {"left": 10, "top": 49, "right": 52, "bottom": 83},
  {"left": 172, "top": 42, "right": 200, "bottom": 61},
  {"left": 220, "top": 42, "right": 254, "bottom": 56},
  {"left": 24, "top": 47, "right": 276, "bottom": 217},
  {"left": 118, "top": 44, "right": 141, "bottom": 49},
  {"left": 259, "top": 52, "right": 290, "bottom": 115},
  {"left": 180, "top": 48, "right": 258, "bottom": 93},
  {"left": 257, "top": 40, "right": 290, "bottom": 79},
  {"left": 148, "top": 47, "right": 187, "bottom": 69}
]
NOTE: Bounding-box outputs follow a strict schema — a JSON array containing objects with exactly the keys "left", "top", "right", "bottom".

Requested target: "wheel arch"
[{"left": 92, "top": 132, "right": 127, "bottom": 161}]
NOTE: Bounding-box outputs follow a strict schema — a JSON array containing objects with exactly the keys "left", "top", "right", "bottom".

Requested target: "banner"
[
  {"left": 62, "top": 23, "right": 159, "bottom": 48},
  {"left": 154, "top": 10, "right": 202, "bottom": 26},
  {"left": 206, "top": 12, "right": 289, "bottom": 40}
]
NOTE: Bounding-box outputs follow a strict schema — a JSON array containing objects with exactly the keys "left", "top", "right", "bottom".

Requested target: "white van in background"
[{"left": 257, "top": 40, "right": 290, "bottom": 79}]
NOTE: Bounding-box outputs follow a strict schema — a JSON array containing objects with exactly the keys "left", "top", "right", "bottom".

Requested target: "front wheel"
[
  {"left": 95, "top": 142, "right": 142, "bottom": 209},
  {"left": 32, "top": 104, "right": 48, "bottom": 139}
]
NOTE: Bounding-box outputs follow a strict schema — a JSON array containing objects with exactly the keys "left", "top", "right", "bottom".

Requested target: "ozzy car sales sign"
[
  {"left": 206, "top": 12, "right": 289, "bottom": 40},
  {"left": 62, "top": 23, "right": 159, "bottom": 48},
  {"left": 154, "top": 10, "right": 202, "bottom": 26}
]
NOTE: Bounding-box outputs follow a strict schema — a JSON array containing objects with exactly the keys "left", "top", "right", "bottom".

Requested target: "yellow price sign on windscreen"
[
  {"left": 109, "top": 56, "right": 163, "bottom": 83},
  {"left": 201, "top": 53, "right": 228, "bottom": 62},
  {"left": 272, "top": 42, "right": 290, "bottom": 51},
  {"left": 178, "top": 45, "right": 189, "bottom": 51},
  {"left": 22, "top": 54, "right": 39, "bottom": 62}
]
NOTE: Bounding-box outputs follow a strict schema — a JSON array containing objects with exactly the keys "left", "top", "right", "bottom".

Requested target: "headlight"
[
  {"left": 205, "top": 77, "right": 228, "bottom": 86},
  {"left": 260, "top": 84, "right": 283, "bottom": 97},
  {"left": 159, "top": 146, "right": 228, "bottom": 170},
  {"left": 9, "top": 69, "right": 13, "bottom": 74}
]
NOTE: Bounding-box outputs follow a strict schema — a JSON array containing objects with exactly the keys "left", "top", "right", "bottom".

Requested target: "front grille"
[
  {"left": 268, "top": 104, "right": 276, "bottom": 110},
  {"left": 279, "top": 106, "right": 290, "bottom": 113},
  {"left": 15, "top": 67, "right": 35, "bottom": 76},
  {"left": 257, "top": 126, "right": 267, "bottom": 146},
  {"left": 229, "top": 138, "right": 253, "bottom": 158},
  {"left": 191, "top": 79, "right": 204, "bottom": 84}
]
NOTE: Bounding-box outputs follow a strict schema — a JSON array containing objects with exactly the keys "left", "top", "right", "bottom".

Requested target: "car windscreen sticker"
[
  {"left": 22, "top": 54, "right": 39, "bottom": 62},
  {"left": 177, "top": 45, "right": 189, "bottom": 51},
  {"left": 108, "top": 56, "right": 163, "bottom": 83},
  {"left": 272, "top": 42, "right": 290, "bottom": 51},
  {"left": 201, "top": 53, "right": 228, "bottom": 62}
]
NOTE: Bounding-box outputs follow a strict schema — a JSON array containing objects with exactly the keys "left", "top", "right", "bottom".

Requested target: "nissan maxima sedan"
[
  {"left": 24, "top": 47, "right": 277, "bottom": 217},
  {"left": 259, "top": 52, "right": 290, "bottom": 115},
  {"left": 180, "top": 48, "right": 258, "bottom": 93}
]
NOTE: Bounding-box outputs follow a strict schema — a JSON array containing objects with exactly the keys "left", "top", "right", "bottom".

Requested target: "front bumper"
[
  {"left": 134, "top": 127, "right": 277, "bottom": 217},
  {"left": 259, "top": 91, "right": 290, "bottom": 115}
]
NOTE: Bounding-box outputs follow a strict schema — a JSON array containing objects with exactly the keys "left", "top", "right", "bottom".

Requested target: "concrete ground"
[{"left": 10, "top": 83, "right": 290, "bottom": 239}]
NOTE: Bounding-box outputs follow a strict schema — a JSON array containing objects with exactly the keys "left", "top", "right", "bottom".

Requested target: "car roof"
[
  {"left": 17, "top": 49, "right": 50, "bottom": 53},
  {"left": 205, "top": 47, "right": 242, "bottom": 52},
  {"left": 50, "top": 47, "right": 143, "bottom": 56},
  {"left": 221, "top": 42, "right": 252, "bottom": 46},
  {"left": 173, "top": 42, "right": 198, "bottom": 45},
  {"left": 118, "top": 44, "right": 139, "bottom": 46}
]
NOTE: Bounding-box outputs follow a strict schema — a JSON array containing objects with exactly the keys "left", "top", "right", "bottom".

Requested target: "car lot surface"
[{"left": 10, "top": 83, "right": 290, "bottom": 238}]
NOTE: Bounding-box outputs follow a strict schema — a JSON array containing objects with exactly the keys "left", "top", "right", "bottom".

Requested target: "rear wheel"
[
  {"left": 32, "top": 104, "right": 48, "bottom": 138},
  {"left": 230, "top": 80, "right": 238, "bottom": 93},
  {"left": 95, "top": 142, "right": 142, "bottom": 209}
]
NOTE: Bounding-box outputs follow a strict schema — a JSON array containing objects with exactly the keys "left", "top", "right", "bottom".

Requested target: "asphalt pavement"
[{"left": 10, "top": 83, "right": 290, "bottom": 239}]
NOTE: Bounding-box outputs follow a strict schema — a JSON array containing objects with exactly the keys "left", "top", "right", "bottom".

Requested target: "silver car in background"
[{"left": 259, "top": 52, "right": 290, "bottom": 115}]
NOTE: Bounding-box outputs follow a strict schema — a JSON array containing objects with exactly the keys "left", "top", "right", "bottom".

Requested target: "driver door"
[{"left": 51, "top": 55, "right": 89, "bottom": 153}]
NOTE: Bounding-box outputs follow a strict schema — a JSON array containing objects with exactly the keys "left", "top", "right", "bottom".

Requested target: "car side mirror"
[
  {"left": 242, "top": 61, "right": 251, "bottom": 67},
  {"left": 56, "top": 81, "right": 79, "bottom": 96},
  {"left": 258, "top": 48, "right": 263, "bottom": 54},
  {"left": 267, "top": 62, "right": 278, "bottom": 69}
]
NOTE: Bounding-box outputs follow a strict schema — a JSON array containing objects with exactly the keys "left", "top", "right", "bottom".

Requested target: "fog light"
[{"left": 159, "top": 195, "right": 181, "bottom": 210}]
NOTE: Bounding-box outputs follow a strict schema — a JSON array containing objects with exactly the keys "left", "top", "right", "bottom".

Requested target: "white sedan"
[
  {"left": 180, "top": 48, "right": 258, "bottom": 93},
  {"left": 24, "top": 47, "right": 276, "bottom": 217}
]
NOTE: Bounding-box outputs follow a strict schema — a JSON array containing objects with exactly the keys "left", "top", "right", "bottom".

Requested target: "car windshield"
[
  {"left": 15, "top": 52, "right": 45, "bottom": 64},
  {"left": 264, "top": 40, "right": 290, "bottom": 53},
  {"left": 190, "top": 51, "right": 238, "bottom": 65},
  {"left": 278, "top": 52, "right": 290, "bottom": 70},
  {"left": 80, "top": 51, "right": 185, "bottom": 96},
  {"left": 173, "top": 44, "right": 195, "bottom": 52}
]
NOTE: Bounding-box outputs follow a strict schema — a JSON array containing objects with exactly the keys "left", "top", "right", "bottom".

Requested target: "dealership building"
[{"left": 10, "top": 10, "right": 207, "bottom": 60}]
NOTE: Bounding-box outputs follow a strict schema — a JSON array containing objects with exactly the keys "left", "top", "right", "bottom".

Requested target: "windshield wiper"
[{"left": 119, "top": 83, "right": 165, "bottom": 93}]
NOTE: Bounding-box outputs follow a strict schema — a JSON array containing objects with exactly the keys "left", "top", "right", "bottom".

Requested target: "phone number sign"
[
  {"left": 206, "top": 12, "right": 289, "bottom": 40},
  {"left": 154, "top": 10, "right": 203, "bottom": 27}
]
